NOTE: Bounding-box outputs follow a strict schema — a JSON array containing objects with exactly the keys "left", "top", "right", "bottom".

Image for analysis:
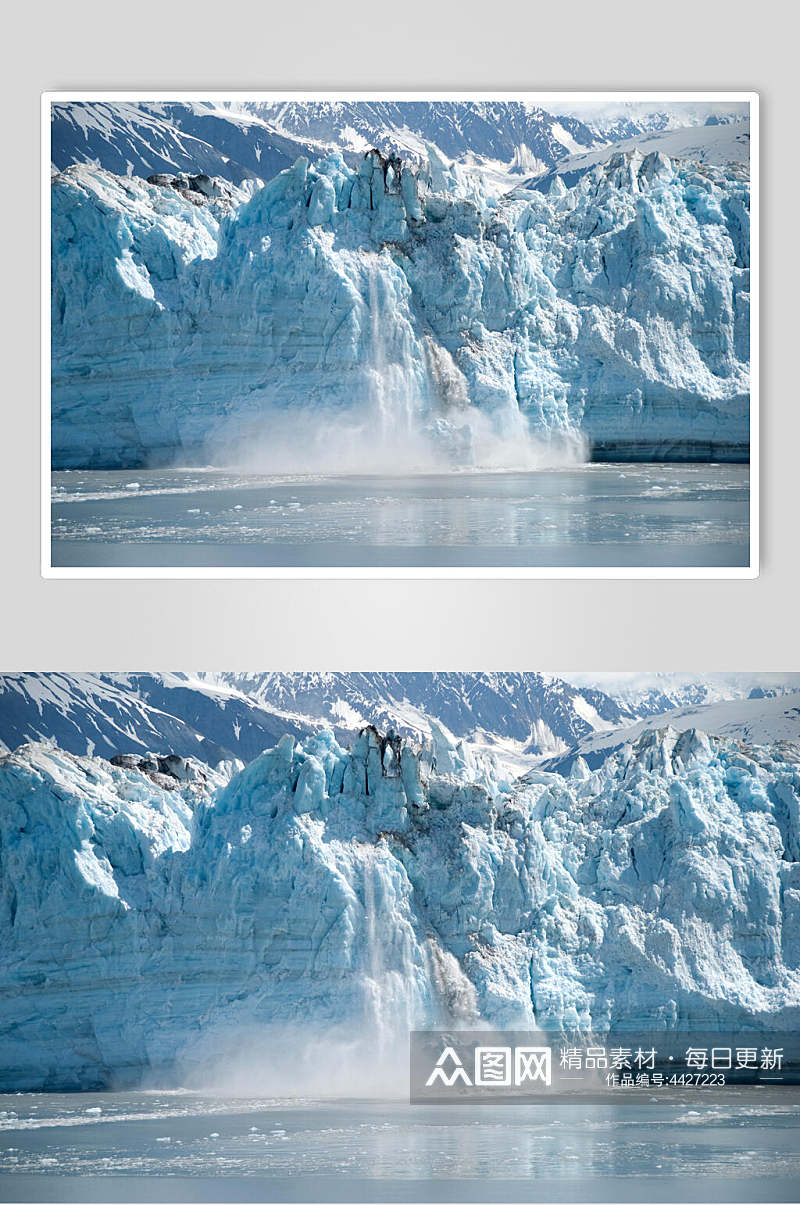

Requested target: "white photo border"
[{"left": 41, "top": 90, "right": 759, "bottom": 580}]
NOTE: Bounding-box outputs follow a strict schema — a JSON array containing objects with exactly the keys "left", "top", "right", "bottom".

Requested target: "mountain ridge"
[
  {"left": 2, "top": 674, "right": 797, "bottom": 778},
  {"left": 0, "top": 671, "right": 634, "bottom": 768},
  {"left": 50, "top": 99, "right": 604, "bottom": 188}
]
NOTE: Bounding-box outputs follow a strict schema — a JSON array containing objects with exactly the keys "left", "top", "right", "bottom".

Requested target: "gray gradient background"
[{"left": 1, "top": 0, "right": 795, "bottom": 671}]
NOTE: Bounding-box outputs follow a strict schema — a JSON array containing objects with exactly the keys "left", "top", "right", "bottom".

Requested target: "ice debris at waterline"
[
  {"left": 51, "top": 144, "right": 750, "bottom": 470},
  {"left": 1, "top": 721, "right": 797, "bottom": 1091}
]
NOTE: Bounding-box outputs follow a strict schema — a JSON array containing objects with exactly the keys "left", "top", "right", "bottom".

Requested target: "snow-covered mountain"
[
  {"left": 559, "top": 672, "right": 800, "bottom": 718},
  {"left": 2, "top": 670, "right": 797, "bottom": 783},
  {"left": 1, "top": 722, "right": 797, "bottom": 1090},
  {"left": 51, "top": 138, "right": 750, "bottom": 470},
  {"left": 543, "top": 690, "right": 800, "bottom": 773},
  {"left": 0, "top": 672, "right": 632, "bottom": 766},
  {"left": 50, "top": 102, "right": 322, "bottom": 185},
  {"left": 580, "top": 107, "right": 745, "bottom": 144},
  {"left": 0, "top": 673, "right": 318, "bottom": 765},
  {"left": 588, "top": 112, "right": 677, "bottom": 142},
  {"left": 527, "top": 119, "right": 750, "bottom": 192},
  {"left": 50, "top": 100, "right": 602, "bottom": 187},
  {"left": 243, "top": 99, "right": 598, "bottom": 173},
  {"left": 51, "top": 101, "right": 749, "bottom": 196},
  {"left": 212, "top": 671, "right": 631, "bottom": 755}
]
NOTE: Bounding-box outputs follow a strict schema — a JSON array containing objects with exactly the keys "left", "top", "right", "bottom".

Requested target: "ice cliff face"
[
  {"left": 51, "top": 145, "right": 750, "bottom": 469},
  {"left": 1, "top": 723, "right": 797, "bottom": 1090}
]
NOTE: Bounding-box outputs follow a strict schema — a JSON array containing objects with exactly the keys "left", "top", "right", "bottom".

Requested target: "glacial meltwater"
[
  {"left": 50, "top": 464, "right": 750, "bottom": 570},
  {"left": 1, "top": 1090, "right": 798, "bottom": 1202}
]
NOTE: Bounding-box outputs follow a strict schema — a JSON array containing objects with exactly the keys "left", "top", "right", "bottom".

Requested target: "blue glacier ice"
[
  {"left": 0, "top": 720, "right": 796, "bottom": 1091},
  {"left": 51, "top": 143, "right": 750, "bottom": 470}
]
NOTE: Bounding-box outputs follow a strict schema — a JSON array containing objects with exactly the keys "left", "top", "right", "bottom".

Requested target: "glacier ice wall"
[
  {"left": 51, "top": 146, "right": 750, "bottom": 470},
  {"left": 1, "top": 722, "right": 797, "bottom": 1090}
]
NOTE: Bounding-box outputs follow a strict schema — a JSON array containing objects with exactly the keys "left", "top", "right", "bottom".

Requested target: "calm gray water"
[
  {"left": 50, "top": 464, "right": 750, "bottom": 569},
  {"left": 1, "top": 1090, "right": 798, "bottom": 1202}
]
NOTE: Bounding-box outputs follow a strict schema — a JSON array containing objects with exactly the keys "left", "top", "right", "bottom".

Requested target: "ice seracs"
[
  {"left": 0, "top": 719, "right": 797, "bottom": 1090},
  {"left": 51, "top": 142, "right": 750, "bottom": 470}
]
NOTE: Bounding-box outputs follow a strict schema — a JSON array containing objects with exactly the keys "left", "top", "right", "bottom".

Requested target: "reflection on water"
[
  {"left": 50, "top": 464, "right": 750, "bottom": 569},
  {"left": 0, "top": 1089, "right": 798, "bottom": 1202}
]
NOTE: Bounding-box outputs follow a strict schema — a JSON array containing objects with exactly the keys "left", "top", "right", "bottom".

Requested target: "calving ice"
[
  {"left": 1, "top": 700, "right": 798, "bottom": 1090},
  {"left": 46, "top": 96, "right": 754, "bottom": 572},
  {"left": 51, "top": 142, "right": 749, "bottom": 469}
]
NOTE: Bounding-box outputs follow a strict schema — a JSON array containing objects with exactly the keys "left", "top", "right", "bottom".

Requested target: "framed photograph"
[
  {"left": 1, "top": 671, "right": 798, "bottom": 1200},
  {"left": 43, "top": 93, "right": 757, "bottom": 576}
]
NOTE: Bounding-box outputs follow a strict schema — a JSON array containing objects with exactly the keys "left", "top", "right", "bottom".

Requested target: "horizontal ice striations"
[
  {"left": 1, "top": 723, "right": 797, "bottom": 1090},
  {"left": 51, "top": 145, "right": 750, "bottom": 469}
]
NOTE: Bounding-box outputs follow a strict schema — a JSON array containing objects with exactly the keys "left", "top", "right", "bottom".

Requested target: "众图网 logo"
[
  {"left": 411, "top": 1030, "right": 798, "bottom": 1103},
  {"left": 425, "top": 1045, "right": 552, "bottom": 1089}
]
